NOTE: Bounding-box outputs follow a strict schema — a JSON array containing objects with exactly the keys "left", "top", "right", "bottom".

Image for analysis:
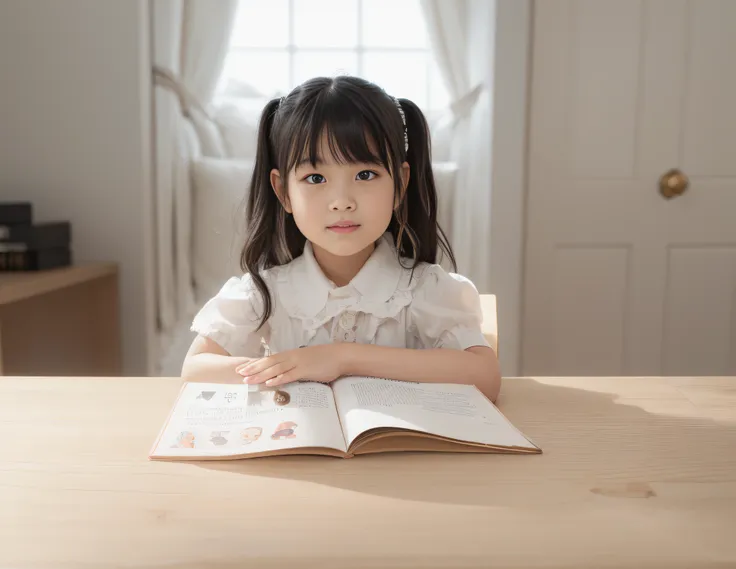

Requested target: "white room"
[
  {"left": 4, "top": 1, "right": 731, "bottom": 382},
  {"left": 1, "top": 1, "right": 734, "bottom": 565}
]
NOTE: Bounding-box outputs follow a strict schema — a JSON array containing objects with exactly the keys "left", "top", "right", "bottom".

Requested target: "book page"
[
  {"left": 332, "top": 377, "right": 536, "bottom": 450},
  {"left": 150, "top": 381, "right": 347, "bottom": 458}
]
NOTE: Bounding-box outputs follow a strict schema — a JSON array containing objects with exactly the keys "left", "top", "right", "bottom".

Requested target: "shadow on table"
[{"left": 187, "top": 377, "right": 736, "bottom": 507}]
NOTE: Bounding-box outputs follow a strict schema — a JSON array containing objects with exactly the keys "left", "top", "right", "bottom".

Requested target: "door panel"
[{"left": 522, "top": 0, "right": 736, "bottom": 376}]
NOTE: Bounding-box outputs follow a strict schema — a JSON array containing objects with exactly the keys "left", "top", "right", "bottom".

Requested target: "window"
[{"left": 216, "top": 0, "right": 450, "bottom": 113}]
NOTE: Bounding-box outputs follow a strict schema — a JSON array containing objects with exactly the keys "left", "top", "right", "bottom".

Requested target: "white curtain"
[
  {"left": 152, "top": 0, "right": 237, "bottom": 362},
  {"left": 420, "top": 0, "right": 491, "bottom": 292},
  {"left": 180, "top": 1, "right": 238, "bottom": 105}
]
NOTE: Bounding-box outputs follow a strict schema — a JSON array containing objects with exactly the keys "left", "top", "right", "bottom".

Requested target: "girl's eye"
[
  {"left": 356, "top": 170, "right": 377, "bottom": 181},
  {"left": 304, "top": 174, "right": 326, "bottom": 184}
]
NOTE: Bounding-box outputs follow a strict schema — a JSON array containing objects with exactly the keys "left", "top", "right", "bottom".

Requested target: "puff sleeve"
[
  {"left": 190, "top": 274, "right": 266, "bottom": 357},
  {"left": 409, "top": 266, "right": 491, "bottom": 351}
]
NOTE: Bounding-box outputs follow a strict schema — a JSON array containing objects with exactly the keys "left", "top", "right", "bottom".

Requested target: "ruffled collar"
[{"left": 278, "top": 232, "right": 404, "bottom": 319}]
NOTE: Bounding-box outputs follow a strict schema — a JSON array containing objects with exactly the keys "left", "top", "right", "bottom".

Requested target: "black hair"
[{"left": 241, "top": 75, "right": 456, "bottom": 329}]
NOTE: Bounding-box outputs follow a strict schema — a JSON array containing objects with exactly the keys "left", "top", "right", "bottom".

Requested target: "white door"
[{"left": 522, "top": 0, "right": 736, "bottom": 376}]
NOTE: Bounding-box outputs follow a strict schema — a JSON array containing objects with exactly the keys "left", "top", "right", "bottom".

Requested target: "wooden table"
[
  {"left": 0, "top": 263, "right": 121, "bottom": 376},
  {"left": 1, "top": 376, "right": 734, "bottom": 568}
]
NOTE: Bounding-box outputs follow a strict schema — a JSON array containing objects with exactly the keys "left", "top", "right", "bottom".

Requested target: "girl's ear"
[{"left": 270, "top": 169, "right": 292, "bottom": 213}]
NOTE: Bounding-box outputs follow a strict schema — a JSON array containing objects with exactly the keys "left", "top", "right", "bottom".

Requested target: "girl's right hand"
[
  {"left": 181, "top": 335, "right": 260, "bottom": 383},
  {"left": 182, "top": 354, "right": 259, "bottom": 383},
  {"left": 223, "top": 356, "right": 262, "bottom": 383},
  {"left": 181, "top": 335, "right": 265, "bottom": 383}
]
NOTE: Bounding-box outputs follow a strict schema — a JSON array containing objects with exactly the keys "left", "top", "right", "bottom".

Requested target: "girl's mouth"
[{"left": 327, "top": 222, "right": 360, "bottom": 234}]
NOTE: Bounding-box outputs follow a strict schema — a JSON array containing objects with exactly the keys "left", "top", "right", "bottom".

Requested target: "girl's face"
[{"left": 270, "top": 132, "right": 409, "bottom": 259}]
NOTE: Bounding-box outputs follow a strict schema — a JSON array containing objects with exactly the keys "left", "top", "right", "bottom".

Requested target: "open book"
[{"left": 149, "top": 376, "right": 541, "bottom": 460}]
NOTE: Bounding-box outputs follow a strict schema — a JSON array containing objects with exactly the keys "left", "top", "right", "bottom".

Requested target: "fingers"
[
  {"left": 234, "top": 357, "right": 259, "bottom": 370},
  {"left": 236, "top": 357, "right": 277, "bottom": 376},
  {"left": 264, "top": 368, "right": 300, "bottom": 387},
  {"left": 243, "top": 361, "right": 296, "bottom": 385}
]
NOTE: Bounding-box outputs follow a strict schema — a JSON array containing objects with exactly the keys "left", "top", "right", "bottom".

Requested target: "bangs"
[{"left": 282, "top": 92, "right": 396, "bottom": 175}]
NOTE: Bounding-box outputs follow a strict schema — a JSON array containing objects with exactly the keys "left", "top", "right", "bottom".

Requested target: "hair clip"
[{"left": 393, "top": 97, "right": 409, "bottom": 153}]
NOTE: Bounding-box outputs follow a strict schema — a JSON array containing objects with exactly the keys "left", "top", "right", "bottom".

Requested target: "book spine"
[
  {"left": 0, "top": 251, "right": 30, "bottom": 270},
  {"left": 0, "top": 248, "right": 71, "bottom": 271}
]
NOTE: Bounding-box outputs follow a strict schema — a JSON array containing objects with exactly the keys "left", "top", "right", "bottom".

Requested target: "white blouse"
[{"left": 191, "top": 233, "right": 490, "bottom": 357}]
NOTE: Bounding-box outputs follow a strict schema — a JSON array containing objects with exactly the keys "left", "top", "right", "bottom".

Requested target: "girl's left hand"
[{"left": 235, "top": 345, "right": 345, "bottom": 387}]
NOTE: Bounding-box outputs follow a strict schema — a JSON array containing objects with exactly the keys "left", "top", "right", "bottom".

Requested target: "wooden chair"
[{"left": 479, "top": 294, "right": 498, "bottom": 355}]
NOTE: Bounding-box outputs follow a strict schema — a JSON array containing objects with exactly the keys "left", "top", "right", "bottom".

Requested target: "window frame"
[{"left": 221, "top": 0, "right": 446, "bottom": 112}]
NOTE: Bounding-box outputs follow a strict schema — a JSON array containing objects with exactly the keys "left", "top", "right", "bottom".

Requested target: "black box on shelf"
[
  {"left": 0, "top": 202, "right": 33, "bottom": 226},
  {"left": 0, "top": 221, "right": 71, "bottom": 249},
  {"left": 0, "top": 203, "right": 73, "bottom": 271}
]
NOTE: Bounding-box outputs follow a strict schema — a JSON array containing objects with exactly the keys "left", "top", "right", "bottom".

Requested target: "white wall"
[
  {"left": 0, "top": 0, "right": 156, "bottom": 375},
  {"left": 489, "top": 0, "right": 531, "bottom": 377},
  {"left": 467, "top": 0, "right": 531, "bottom": 376}
]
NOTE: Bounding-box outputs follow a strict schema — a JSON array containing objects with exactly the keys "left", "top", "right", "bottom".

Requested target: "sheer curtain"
[
  {"left": 152, "top": 0, "right": 237, "bottom": 367},
  {"left": 420, "top": 0, "right": 491, "bottom": 291}
]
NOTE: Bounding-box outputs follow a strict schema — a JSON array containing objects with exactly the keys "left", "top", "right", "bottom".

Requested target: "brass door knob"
[{"left": 659, "top": 168, "right": 689, "bottom": 199}]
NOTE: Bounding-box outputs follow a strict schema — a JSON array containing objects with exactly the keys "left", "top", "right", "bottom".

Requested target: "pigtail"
[
  {"left": 394, "top": 98, "right": 456, "bottom": 272},
  {"left": 240, "top": 97, "right": 300, "bottom": 330}
]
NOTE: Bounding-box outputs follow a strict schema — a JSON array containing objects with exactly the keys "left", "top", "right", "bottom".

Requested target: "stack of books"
[{"left": 0, "top": 202, "right": 72, "bottom": 271}]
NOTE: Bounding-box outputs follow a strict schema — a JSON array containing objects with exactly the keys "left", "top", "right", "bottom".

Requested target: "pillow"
[
  {"left": 211, "top": 100, "right": 262, "bottom": 159},
  {"left": 191, "top": 157, "right": 254, "bottom": 302}
]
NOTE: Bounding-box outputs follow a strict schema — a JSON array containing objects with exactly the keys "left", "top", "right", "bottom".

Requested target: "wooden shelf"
[
  {"left": 0, "top": 263, "right": 117, "bottom": 305},
  {"left": 0, "top": 263, "right": 122, "bottom": 376}
]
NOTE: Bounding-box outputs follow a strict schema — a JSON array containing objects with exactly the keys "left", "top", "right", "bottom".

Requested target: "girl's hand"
[
  {"left": 235, "top": 345, "right": 345, "bottom": 387},
  {"left": 181, "top": 354, "right": 262, "bottom": 384}
]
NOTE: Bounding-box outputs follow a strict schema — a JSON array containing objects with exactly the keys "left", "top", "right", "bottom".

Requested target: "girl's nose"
[{"left": 329, "top": 193, "right": 356, "bottom": 212}]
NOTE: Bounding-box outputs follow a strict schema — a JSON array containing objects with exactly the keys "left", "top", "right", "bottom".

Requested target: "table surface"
[{"left": 1, "top": 376, "right": 735, "bottom": 569}]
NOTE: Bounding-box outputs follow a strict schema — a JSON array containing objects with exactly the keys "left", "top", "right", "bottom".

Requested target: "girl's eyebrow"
[
  {"left": 295, "top": 157, "right": 384, "bottom": 169},
  {"left": 296, "top": 158, "right": 323, "bottom": 169}
]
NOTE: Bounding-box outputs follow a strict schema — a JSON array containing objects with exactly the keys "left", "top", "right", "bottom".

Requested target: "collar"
[{"left": 283, "top": 232, "right": 403, "bottom": 318}]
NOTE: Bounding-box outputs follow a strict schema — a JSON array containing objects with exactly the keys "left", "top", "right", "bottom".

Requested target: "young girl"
[{"left": 181, "top": 76, "right": 501, "bottom": 402}]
